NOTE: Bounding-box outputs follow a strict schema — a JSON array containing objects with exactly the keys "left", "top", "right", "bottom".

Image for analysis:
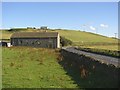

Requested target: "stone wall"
[
  {"left": 59, "top": 49, "right": 119, "bottom": 88},
  {"left": 11, "top": 38, "right": 57, "bottom": 48}
]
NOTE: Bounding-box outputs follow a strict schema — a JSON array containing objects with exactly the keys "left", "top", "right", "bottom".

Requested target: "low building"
[
  {"left": 40, "top": 26, "right": 47, "bottom": 30},
  {"left": 10, "top": 32, "right": 60, "bottom": 48}
]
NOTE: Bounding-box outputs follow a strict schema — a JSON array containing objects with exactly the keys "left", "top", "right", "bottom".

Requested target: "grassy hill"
[
  {"left": 55, "top": 29, "right": 117, "bottom": 43},
  {"left": 55, "top": 29, "right": 119, "bottom": 50},
  {"left": 1, "top": 28, "right": 119, "bottom": 50},
  {"left": 1, "top": 28, "right": 119, "bottom": 88},
  {"left": 2, "top": 47, "right": 78, "bottom": 88},
  {"left": 1, "top": 28, "right": 118, "bottom": 42}
]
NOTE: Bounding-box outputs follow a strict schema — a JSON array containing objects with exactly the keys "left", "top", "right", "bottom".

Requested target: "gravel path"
[{"left": 62, "top": 47, "right": 119, "bottom": 67}]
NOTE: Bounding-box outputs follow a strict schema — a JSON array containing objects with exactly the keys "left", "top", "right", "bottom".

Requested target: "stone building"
[
  {"left": 10, "top": 32, "right": 60, "bottom": 48},
  {"left": 40, "top": 26, "right": 47, "bottom": 30}
]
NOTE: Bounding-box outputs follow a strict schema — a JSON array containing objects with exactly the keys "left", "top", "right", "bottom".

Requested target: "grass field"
[
  {"left": 1, "top": 29, "right": 118, "bottom": 43},
  {"left": 1, "top": 29, "right": 119, "bottom": 88},
  {"left": 1, "top": 28, "right": 119, "bottom": 50},
  {"left": 81, "top": 45, "right": 118, "bottom": 51},
  {"left": 55, "top": 29, "right": 118, "bottom": 43},
  {"left": 2, "top": 47, "right": 78, "bottom": 88}
]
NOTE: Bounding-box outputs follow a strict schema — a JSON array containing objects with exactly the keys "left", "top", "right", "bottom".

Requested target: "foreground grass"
[{"left": 2, "top": 47, "right": 78, "bottom": 88}]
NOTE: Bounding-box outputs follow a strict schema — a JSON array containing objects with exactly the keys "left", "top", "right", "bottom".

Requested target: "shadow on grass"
[{"left": 58, "top": 49, "right": 119, "bottom": 88}]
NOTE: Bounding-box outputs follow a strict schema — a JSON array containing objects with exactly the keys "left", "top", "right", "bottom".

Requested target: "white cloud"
[
  {"left": 100, "top": 24, "right": 108, "bottom": 28},
  {"left": 90, "top": 26, "right": 96, "bottom": 30}
]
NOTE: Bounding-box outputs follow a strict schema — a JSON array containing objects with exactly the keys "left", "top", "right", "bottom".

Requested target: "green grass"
[
  {"left": 1, "top": 28, "right": 119, "bottom": 88},
  {"left": 2, "top": 47, "right": 78, "bottom": 88},
  {"left": 1, "top": 29, "right": 118, "bottom": 43},
  {"left": 76, "top": 47, "right": 120, "bottom": 58},
  {"left": 55, "top": 29, "right": 118, "bottom": 43},
  {"left": 55, "top": 30, "right": 119, "bottom": 51},
  {"left": 0, "top": 47, "right": 2, "bottom": 89},
  {"left": 81, "top": 45, "right": 118, "bottom": 51},
  {"left": 1, "top": 28, "right": 119, "bottom": 50}
]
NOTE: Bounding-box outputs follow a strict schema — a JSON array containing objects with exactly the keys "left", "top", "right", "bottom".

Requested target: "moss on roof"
[{"left": 11, "top": 32, "right": 58, "bottom": 38}]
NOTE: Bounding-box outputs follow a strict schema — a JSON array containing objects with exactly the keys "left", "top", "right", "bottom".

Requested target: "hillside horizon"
[{"left": 0, "top": 27, "right": 119, "bottom": 39}]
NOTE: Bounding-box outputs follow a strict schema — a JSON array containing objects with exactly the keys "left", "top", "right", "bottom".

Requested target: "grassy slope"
[
  {"left": 1, "top": 29, "right": 117, "bottom": 43},
  {"left": 55, "top": 30, "right": 117, "bottom": 43},
  {"left": 55, "top": 30, "right": 119, "bottom": 51},
  {"left": 1, "top": 28, "right": 119, "bottom": 50},
  {"left": 1, "top": 30, "right": 12, "bottom": 39},
  {"left": 2, "top": 47, "right": 78, "bottom": 88}
]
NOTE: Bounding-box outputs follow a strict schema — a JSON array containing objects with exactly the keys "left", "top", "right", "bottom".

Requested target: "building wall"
[
  {"left": 57, "top": 34, "right": 60, "bottom": 48},
  {"left": 11, "top": 37, "right": 57, "bottom": 48}
]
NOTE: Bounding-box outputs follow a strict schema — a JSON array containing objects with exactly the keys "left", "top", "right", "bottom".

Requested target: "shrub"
[
  {"left": 8, "top": 28, "right": 27, "bottom": 32},
  {"left": 60, "top": 36, "right": 72, "bottom": 46}
]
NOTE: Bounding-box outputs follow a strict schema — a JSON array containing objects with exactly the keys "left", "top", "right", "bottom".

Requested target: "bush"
[
  {"left": 8, "top": 28, "right": 27, "bottom": 32},
  {"left": 60, "top": 36, "right": 72, "bottom": 46}
]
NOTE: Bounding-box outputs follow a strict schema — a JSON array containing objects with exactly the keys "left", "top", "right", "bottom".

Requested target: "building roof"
[{"left": 11, "top": 32, "right": 58, "bottom": 38}]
